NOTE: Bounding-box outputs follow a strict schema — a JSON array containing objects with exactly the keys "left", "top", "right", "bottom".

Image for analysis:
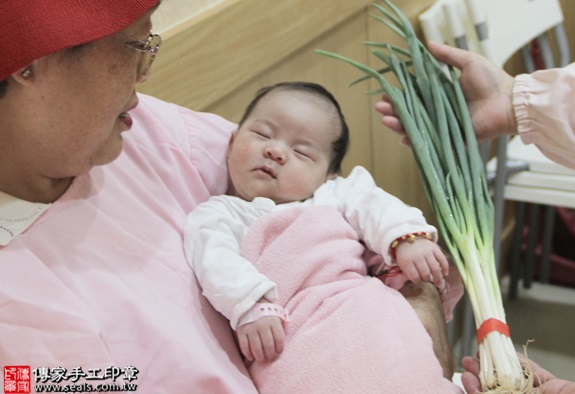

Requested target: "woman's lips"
[
  {"left": 119, "top": 99, "right": 138, "bottom": 128},
  {"left": 119, "top": 112, "right": 133, "bottom": 128}
]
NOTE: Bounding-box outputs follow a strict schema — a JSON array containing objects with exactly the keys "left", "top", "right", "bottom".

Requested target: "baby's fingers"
[
  {"left": 436, "top": 249, "right": 450, "bottom": 276},
  {"left": 237, "top": 332, "right": 254, "bottom": 361},
  {"left": 258, "top": 326, "right": 279, "bottom": 361},
  {"left": 402, "top": 263, "right": 423, "bottom": 284},
  {"left": 427, "top": 259, "right": 445, "bottom": 287},
  {"left": 249, "top": 333, "right": 266, "bottom": 361},
  {"left": 271, "top": 322, "right": 285, "bottom": 355},
  {"left": 409, "top": 257, "right": 442, "bottom": 287}
]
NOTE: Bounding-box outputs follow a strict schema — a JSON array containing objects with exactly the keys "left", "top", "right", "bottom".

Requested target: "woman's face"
[{"left": 3, "top": 8, "right": 156, "bottom": 183}]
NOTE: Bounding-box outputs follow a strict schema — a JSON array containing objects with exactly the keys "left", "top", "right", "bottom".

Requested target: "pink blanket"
[{"left": 241, "top": 205, "right": 461, "bottom": 393}]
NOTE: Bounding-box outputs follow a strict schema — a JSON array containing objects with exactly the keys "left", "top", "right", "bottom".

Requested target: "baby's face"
[{"left": 227, "top": 89, "right": 339, "bottom": 204}]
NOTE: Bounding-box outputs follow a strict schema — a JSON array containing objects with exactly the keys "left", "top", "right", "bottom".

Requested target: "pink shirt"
[
  {"left": 0, "top": 94, "right": 258, "bottom": 393},
  {"left": 514, "top": 62, "right": 575, "bottom": 169}
]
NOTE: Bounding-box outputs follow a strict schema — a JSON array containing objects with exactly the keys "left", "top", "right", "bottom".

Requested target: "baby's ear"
[
  {"left": 226, "top": 131, "right": 238, "bottom": 158},
  {"left": 228, "top": 130, "right": 238, "bottom": 144}
]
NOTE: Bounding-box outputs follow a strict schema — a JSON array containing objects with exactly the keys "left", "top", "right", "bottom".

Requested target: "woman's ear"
[{"left": 11, "top": 65, "right": 34, "bottom": 85}]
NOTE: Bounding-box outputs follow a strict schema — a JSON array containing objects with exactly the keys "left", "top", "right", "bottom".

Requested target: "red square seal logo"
[{"left": 3, "top": 366, "right": 30, "bottom": 394}]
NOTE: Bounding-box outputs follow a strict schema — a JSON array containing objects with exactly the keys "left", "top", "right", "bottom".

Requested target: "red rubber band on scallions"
[{"left": 477, "top": 318, "right": 510, "bottom": 344}]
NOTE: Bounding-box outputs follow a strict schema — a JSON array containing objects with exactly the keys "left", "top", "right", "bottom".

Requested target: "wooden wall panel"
[
  {"left": 203, "top": 11, "right": 375, "bottom": 176},
  {"left": 367, "top": 0, "right": 437, "bottom": 224},
  {"left": 139, "top": 0, "right": 375, "bottom": 110},
  {"left": 138, "top": 0, "right": 448, "bottom": 226}
]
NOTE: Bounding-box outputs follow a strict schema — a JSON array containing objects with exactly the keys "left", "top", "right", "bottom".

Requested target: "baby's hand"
[
  {"left": 394, "top": 238, "right": 449, "bottom": 287},
  {"left": 237, "top": 316, "right": 285, "bottom": 362}
]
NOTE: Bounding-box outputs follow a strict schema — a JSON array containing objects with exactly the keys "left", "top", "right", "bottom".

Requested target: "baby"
[{"left": 184, "top": 82, "right": 459, "bottom": 393}]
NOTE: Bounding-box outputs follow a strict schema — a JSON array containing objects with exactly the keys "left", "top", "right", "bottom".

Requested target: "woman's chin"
[{"left": 91, "top": 137, "right": 125, "bottom": 167}]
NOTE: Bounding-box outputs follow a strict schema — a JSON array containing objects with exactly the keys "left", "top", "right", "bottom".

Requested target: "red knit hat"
[{"left": 1, "top": 0, "right": 160, "bottom": 80}]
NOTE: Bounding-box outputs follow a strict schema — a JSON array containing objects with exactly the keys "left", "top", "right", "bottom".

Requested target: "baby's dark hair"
[{"left": 239, "top": 81, "right": 350, "bottom": 175}]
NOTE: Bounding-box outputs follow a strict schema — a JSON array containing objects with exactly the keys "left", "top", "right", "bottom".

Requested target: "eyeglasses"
[{"left": 115, "top": 31, "right": 162, "bottom": 77}]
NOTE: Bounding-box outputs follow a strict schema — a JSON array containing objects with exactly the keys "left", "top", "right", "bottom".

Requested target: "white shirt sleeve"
[
  {"left": 184, "top": 196, "right": 278, "bottom": 330},
  {"left": 312, "top": 166, "right": 437, "bottom": 264}
]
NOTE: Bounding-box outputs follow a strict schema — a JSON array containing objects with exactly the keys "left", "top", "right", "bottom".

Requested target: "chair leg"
[
  {"left": 539, "top": 206, "right": 556, "bottom": 283},
  {"left": 509, "top": 202, "right": 526, "bottom": 299},
  {"left": 524, "top": 204, "right": 541, "bottom": 289},
  {"left": 493, "top": 136, "right": 510, "bottom": 272},
  {"left": 461, "top": 296, "right": 476, "bottom": 361}
]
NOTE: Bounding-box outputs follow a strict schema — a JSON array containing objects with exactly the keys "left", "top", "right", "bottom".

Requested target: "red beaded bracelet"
[{"left": 390, "top": 231, "right": 432, "bottom": 260}]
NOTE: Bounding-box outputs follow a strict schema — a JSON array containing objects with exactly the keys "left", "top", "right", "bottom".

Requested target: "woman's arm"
[
  {"left": 376, "top": 41, "right": 575, "bottom": 169},
  {"left": 514, "top": 64, "right": 575, "bottom": 170},
  {"left": 401, "top": 281, "right": 455, "bottom": 379}
]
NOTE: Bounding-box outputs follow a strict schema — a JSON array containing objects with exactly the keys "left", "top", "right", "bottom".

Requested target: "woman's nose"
[{"left": 265, "top": 145, "right": 286, "bottom": 163}]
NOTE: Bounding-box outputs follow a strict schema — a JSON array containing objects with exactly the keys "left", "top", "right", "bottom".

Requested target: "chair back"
[{"left": 419, "top": 0, "right": 565, "bottom": 67}]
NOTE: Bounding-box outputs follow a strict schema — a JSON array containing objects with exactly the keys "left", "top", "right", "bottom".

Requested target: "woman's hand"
[
  {"left": 461, "top": 354, "right": 575, "bottom": 393},
  {"left": 375, "top": 41, "right": 517, "bottom": 143}
]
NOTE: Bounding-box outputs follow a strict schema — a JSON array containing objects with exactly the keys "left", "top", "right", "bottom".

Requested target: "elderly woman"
[{"left": 0, "top": 1, "right": 454, "bottom": 391}]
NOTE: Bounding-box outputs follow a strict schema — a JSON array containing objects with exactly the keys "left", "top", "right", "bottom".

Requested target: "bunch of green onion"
[{"left": 317, "top": 1, "right": 532, "bottom": 392}]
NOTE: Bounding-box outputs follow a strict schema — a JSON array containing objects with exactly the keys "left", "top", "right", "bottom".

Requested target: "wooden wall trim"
[{"left": 139, "top": 0, "right": 373, "bottom": 110}]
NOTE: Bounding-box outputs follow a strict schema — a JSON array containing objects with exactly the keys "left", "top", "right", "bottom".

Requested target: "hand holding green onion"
[{"left": 376, "top": 41, "right": 518, "bottom": 143}]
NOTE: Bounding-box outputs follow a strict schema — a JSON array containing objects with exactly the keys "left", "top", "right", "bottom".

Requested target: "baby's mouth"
[{"left": 257, "top": 166, "right": 276, "bottom": 178}]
